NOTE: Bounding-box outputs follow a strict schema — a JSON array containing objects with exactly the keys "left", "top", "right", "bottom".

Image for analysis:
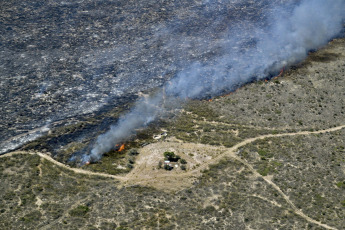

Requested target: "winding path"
[
  {"left": 1, "top": 124, "right": 344, "bottom": 229},
  {"left": 0, "top": 151, "right": 126, "bottom": 181}
]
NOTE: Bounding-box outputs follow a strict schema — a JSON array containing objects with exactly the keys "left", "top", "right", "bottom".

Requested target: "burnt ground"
[
  {"left": 0, "top": 0, "right": 285, "bottom": 154},
  {"left": 0, "top": 37, "right": 344, "bottom": 229}
]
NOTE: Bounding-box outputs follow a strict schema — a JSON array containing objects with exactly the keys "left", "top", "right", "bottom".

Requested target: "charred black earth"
[
  {"left": 1, "top": 0, "right": 290, "bottom": 154},
  {"left": 1, "top": 1, "right": 345, "bottom": 229}
]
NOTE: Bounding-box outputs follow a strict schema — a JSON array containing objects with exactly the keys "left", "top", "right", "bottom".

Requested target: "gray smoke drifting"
[
  {"left": 83, "top": 0, "right": 345, "bottom": 163},
  {"left": 166, "top": 0, "right": 344, "bottom": 98},
  {"left": 84, "top": 93, "right": 164, "bottom": 163}
]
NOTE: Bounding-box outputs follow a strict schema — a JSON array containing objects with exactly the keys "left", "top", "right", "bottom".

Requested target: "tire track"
[{"left": 1, "top": 125, "right": 344, "bottom": 229}]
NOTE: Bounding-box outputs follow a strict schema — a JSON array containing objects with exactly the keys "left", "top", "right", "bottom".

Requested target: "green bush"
[
  {"left": 257, "top": 149, "right": 273, "bottom": 158},
  {"left": 158, "top": 161, "right": 163, "bottom": 169},
  {"left": 336, "top": 181, "right": 345, "bottom": 188},
  {"left": 69, "top": 205, "right": 90, "bottom": 217},
  {"left": 20, "top": 211, "right": 42, "bottom": 222},
  {"left": 128, "top": 157, "right": 135, "bottom": 164},
  {"left": 164, "top": 164, "right": 173, "bottom": 171},
  {"left": 128, "top": 149, "right": 139, "bottom": 156},
  {"left": 164, "top": 152, "right": 180, "bottom": 162}
]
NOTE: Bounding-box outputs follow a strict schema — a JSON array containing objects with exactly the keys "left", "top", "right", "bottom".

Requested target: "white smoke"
[
  {"left": 83, "top": 0, "right": 345, "bottom": 163},
  {"left": 166, "top": 0, "right": 344, "bottom": 98},
  {"left": 84, "top": 93, "right": 164, "bottom": 163}
]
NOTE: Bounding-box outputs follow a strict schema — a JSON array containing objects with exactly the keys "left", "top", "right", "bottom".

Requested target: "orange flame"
[
  {"left": 118, "top": 144, "right": 125, "bottom": 152},
  {"left": 219, "top": 90, "right": 234, "bottom": 99},
  {"left": 273, "top": 67, "right": 285, "bottom": 79}
]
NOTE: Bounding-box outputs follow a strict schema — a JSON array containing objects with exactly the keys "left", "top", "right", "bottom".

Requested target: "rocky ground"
[{"left": 0, "top": 37, "right": 344, "bottom": 229}]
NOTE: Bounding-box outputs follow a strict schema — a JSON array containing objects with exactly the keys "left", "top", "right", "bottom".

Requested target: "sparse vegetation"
[
  {"left": 164, "top": 164, "right": 173, "bottom": 171},
  {"left": 2, "top": 37, "right": 345, "bottom": 229},
  {"left": 336, "top": 181, "right": 345, "bottom": 188},
  {"left": 128, "top": 149, "right": 139, "bottom": 156},
  {"left": 69, "top": 205, "right": 90, "bottom": 217},
  {"left": 158, "top": 160, "right": 163, "bottom": 169}
]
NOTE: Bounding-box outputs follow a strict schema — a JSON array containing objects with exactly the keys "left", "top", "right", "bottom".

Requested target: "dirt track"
[
  {"left": 2, "top": 125, "right": 344, "bottom": 230},
  {"left": 2, "top": 125, "right": 344, "bottom": 185}
]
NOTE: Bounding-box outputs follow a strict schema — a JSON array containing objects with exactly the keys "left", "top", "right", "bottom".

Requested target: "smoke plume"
[{"left": 83, "top": 0, "right": 345, "bottom": 163}]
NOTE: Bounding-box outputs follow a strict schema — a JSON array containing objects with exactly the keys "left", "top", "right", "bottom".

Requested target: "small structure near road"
[{"left": 159, "top": 151, "right": 187, "bottom": 171}]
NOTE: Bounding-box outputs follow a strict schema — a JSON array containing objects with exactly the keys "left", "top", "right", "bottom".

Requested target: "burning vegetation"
[
  {"left": 81, "top": 0, "right": 344, "bottom": 165},
  {"left": 116, "top": 144, "right": 125, "bottom": 152}
]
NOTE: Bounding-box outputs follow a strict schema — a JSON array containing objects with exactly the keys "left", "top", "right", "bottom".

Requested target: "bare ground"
[{"left": 2, "top": 124, "right": 344, "bottom": 229}]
